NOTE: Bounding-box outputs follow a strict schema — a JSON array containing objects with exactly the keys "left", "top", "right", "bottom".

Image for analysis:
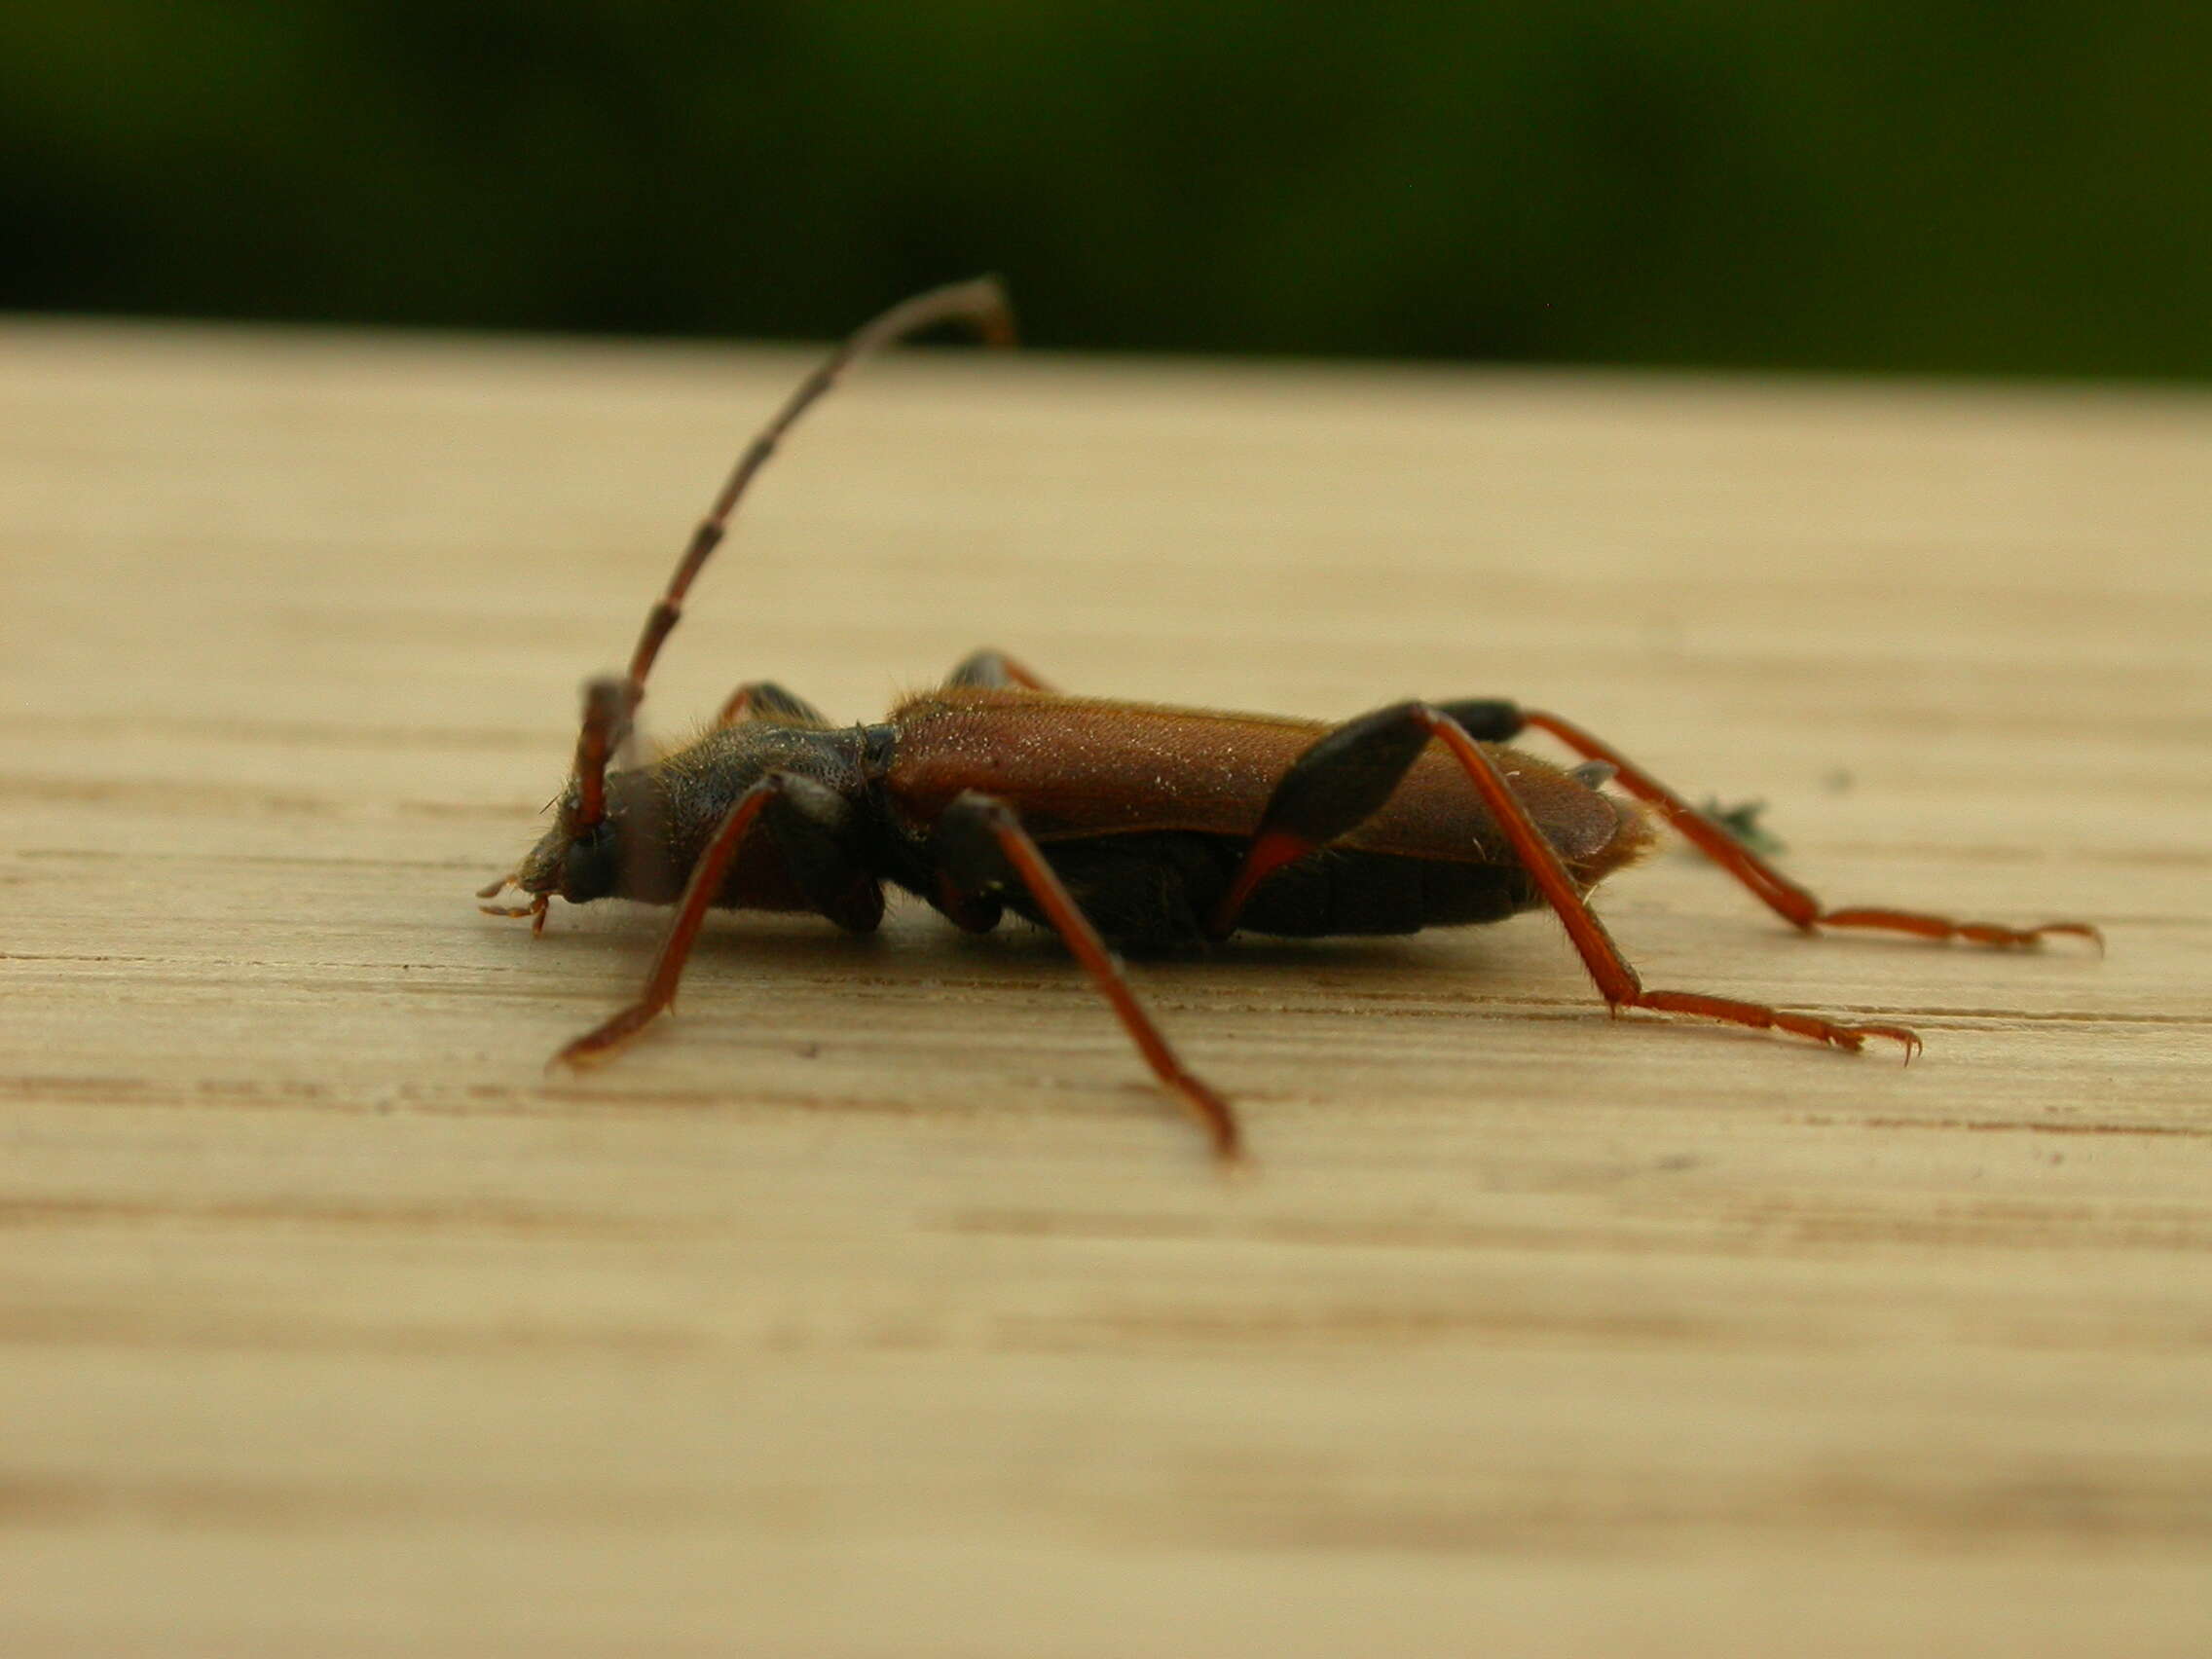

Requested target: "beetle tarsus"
[
  {"left": 1627, "top": 989, "right": 1922, "bottom": 1058},
  {"left": 1818, "top": 908, "right": 2104, "bottom": 953}
]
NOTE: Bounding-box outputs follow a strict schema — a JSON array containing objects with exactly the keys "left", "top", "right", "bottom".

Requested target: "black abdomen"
[{"left": 1022, "top": 832, "right": 1537, "bottom": 953}]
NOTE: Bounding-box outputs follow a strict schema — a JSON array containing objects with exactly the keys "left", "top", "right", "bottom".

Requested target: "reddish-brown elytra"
[{"left": 478, "top": 277, "right": 2100, "bottom": 1164}]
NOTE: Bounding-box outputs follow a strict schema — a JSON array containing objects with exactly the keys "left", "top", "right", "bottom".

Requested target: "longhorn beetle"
[{"left": 478, "top": 277, "right": 2098, "bottom": 1163}]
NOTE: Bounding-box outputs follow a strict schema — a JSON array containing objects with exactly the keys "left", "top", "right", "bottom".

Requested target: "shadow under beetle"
[{"left": 479, "top": 277, "right": 2098, "bottom": 1163}]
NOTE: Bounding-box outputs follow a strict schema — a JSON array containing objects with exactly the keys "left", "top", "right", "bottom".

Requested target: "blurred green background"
[{"left": 4, "top": 1, "right": 2206, "bottom": 378}]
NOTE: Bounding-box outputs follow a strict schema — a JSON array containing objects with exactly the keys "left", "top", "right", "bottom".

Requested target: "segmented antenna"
[{"left": 567, "top": 276, "right": 1017, "bottom": 829}]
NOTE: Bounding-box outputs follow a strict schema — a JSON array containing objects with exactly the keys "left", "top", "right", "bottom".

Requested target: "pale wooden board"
[{"left": 2, "top": 316, "right": 2207, "bottom": 1657}]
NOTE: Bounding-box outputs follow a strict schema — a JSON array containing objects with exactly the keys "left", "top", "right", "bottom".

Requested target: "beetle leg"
[
  {"left": 552, "top": 775, "right": 791, "bottom": 1067},
  {"left": 1204, "top": 701, "right": 1481, "bottom": 940},
  {"left": 718, "top": 681, "right": 831, "bottom": 728},
  {"left": 1514, "top": 708, "right": 2102, "bottom": 952},
  {"left": 932, "top": 872, "right": 1006, "bottom": 934},
  {"left": 933, "top": 791, "right": 1243, "bottom": 1164},
  {"left": 942, "top": 649, "right": 1056, "bottom": 691},
  {"left": 1213, "top": 702, "right": 1922, "bottom": 1057},
  {"left": 761, "top": 774, "right": 885, "bottom": 934}
]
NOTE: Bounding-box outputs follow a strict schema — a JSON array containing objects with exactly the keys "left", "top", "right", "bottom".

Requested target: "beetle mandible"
[{"left": 478, "top": 277, "right": 2098, "bottom": 1162}]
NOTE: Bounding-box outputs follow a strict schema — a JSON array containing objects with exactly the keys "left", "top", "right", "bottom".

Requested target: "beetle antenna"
[
  {"left": 569, "top": 677, "right": 631, "bottom": 829},
  {"left": 570, "top": 276, "right": 1017, "bottom": 830}
]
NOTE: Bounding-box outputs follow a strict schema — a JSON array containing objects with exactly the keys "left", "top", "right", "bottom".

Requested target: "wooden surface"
[{"left": 2, "top": 315, "right": 2208, "bottom": 1657}]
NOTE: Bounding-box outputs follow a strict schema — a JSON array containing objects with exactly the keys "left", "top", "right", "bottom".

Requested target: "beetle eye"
[{"left": 561, "top": 818, "right": 620, "bottom": 899}]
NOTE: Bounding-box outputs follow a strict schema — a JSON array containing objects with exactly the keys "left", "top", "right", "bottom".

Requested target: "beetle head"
[{"left": 513, "top": 769, "right": 683, "bottom": 906}]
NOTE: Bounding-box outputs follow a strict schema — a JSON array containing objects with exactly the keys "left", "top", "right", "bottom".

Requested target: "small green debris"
[{"left": 1696, "top": 796, "right": 1787, "bottom": 858}]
